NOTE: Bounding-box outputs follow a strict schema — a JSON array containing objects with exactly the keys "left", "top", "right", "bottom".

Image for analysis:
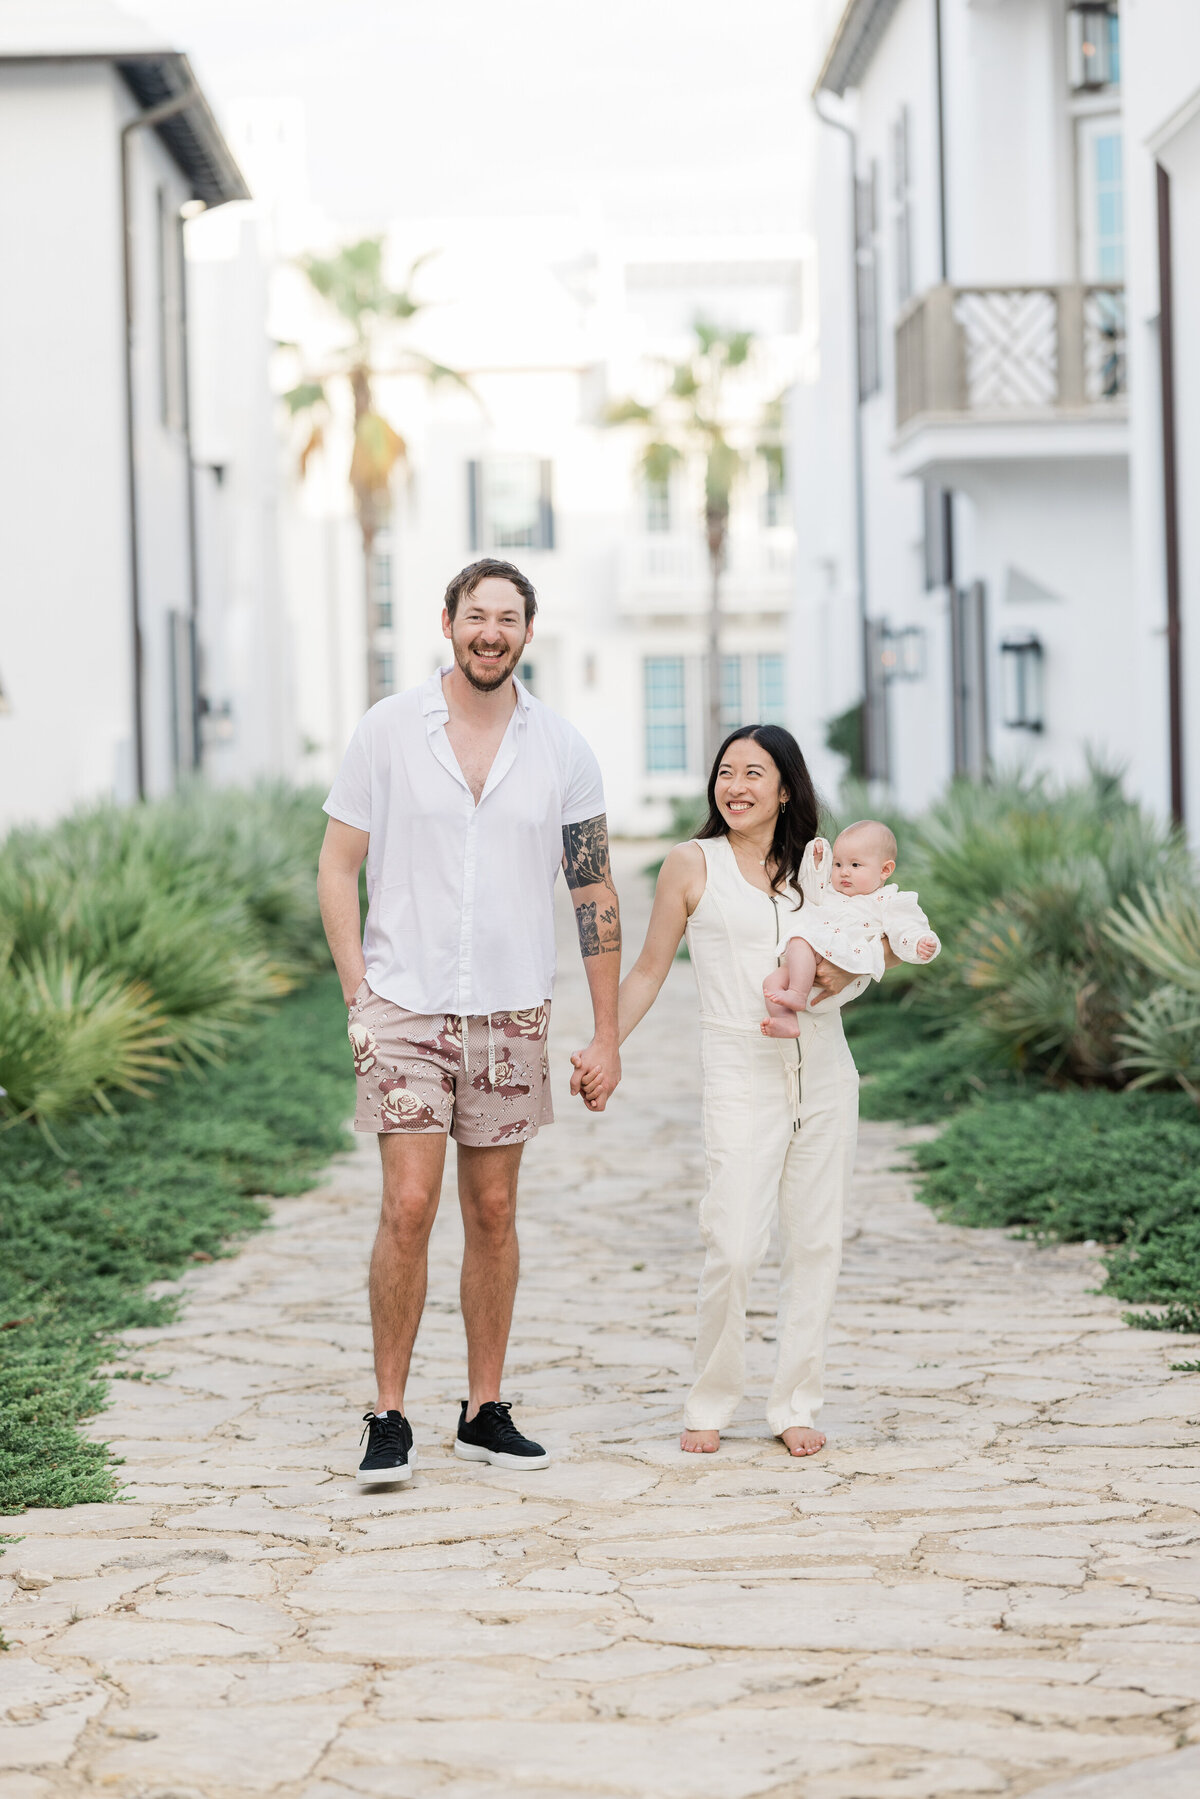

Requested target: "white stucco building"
[
  {"left": 276, "top": 218, "right": 813, "bottom": 834},
  {"left": 0, "top": 1, "right": 293, "bottom": 831},
  {"left": 796, "top": 1, "right": 1156, "bottom": 816},
  {"left": 1121, "top": 0, "right": 1200, "bottom": 834}
]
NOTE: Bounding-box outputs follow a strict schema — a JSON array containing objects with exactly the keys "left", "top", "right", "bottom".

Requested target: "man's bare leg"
[
  {"left": 371, "top": 1133, "right": 448, "bottom": 1414},
  {"left": 457, "top": 1141, "right": 524, "bottom": 1421},
  {"left": 681, "top": 1428, "right": 720, "bottom": 1453}
]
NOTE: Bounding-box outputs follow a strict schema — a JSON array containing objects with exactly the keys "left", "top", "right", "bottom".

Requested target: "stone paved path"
[{"left": 4, "top": 848, "right": 1200, "bottom": 1799}]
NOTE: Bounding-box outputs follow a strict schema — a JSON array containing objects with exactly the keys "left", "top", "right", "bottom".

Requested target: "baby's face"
[{"left": 831, "top": 835, "right": 892, "bottom": 895}]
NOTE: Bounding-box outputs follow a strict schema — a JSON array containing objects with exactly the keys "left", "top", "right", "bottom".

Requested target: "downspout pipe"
[
  {"left": 120, "top": 79, "right": 196, "bottom": 800},
  {"left": 177, "top": 195, "right": 205, "bottom": 772},
  {"left": 812, "top": 92, "right": 873, "bottom": 783},
  {"left": 1156, "top": 162, "right": 1184, "bottom": 827}
]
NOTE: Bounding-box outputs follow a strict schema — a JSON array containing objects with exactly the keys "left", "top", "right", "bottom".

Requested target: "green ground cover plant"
[
  {"left": 0, "top": 974, "right": 353, "bottom": 1513},
  {"left": 912, "top": 1088, "right": 1200, "bottom": 1333}
]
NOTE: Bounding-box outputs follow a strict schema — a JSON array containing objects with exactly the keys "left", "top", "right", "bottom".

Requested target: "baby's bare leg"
[{"left": 761, "top": 939, "right": 818, "bottom": 1038}]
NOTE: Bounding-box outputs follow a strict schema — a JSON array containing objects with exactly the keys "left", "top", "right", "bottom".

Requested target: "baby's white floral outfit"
[{"left": 776, "top": 836, "right": 941, "bottom": 1011}]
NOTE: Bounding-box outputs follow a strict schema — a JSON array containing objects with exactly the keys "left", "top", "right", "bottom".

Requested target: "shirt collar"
[{"left": 421, "top": 666, "right": 532, "bottom": 729}]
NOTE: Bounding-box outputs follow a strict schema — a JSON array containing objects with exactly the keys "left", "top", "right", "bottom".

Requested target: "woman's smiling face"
[{"left": 713, "top": 738, "right": 787, "bottom": 833}]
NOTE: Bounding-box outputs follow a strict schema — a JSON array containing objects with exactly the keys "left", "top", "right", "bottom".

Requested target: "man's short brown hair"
[{"left": 444, "top": 559, "right": 538, "bottom": 626}]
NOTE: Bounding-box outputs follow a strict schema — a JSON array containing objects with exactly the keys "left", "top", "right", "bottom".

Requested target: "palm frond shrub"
[
  {"left": 0, "top": 785, "right": 330, "bottom": 1123},
  {"left": 902, "top": 766, "right": 1193, "bottom": 1082},
  {"left": 1106, "top": 882, "right": 1200, "bottom": 993},
  {"left": 0, "top": 949, "right": 171, "bottom": 1121},
  {"left": 1116, "top": 984, "right": 1200, "bottom": 1099}
]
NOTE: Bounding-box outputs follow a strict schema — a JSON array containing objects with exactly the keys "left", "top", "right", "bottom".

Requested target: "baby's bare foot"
[
  {"left": 681, "top": 1428, "right": 719, "bottom": 1454},
  {"left": 760, "top": 1015, "right": 801, "bottom": 1039},
  {"left": 779, "top": 1426, "right": 825, "bottom": 1457}
]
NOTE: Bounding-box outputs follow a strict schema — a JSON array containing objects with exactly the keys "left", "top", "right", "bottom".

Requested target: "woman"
[{"left": 597, "top": 726, "right": 872, "bottom": 1457}]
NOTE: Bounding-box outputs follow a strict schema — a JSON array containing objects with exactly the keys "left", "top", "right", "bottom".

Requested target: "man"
[{"left": 318, "top": 557, "right": 621, "bottom": 1486}]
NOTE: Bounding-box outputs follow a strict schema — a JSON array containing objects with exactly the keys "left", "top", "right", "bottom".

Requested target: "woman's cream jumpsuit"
[{"left": 683, "top": 836, "right": 860, "bottom": 1436}]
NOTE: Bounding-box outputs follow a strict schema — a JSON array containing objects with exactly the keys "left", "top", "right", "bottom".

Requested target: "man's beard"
[{"left": 452, "top": 635, "right": 523, "bottom": 693}]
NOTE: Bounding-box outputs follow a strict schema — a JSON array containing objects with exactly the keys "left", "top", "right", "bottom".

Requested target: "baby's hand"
[{"left": 916, "top": 936, "right": 938, "bottom": 962}]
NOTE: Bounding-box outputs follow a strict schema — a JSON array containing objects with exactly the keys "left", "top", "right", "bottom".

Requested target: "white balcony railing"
[
  {"left": 895, "top": 282, "right": 1126, "bottom": 429},
  {"left": 616, "top": 533, "right": 795, "bottom": 615}
]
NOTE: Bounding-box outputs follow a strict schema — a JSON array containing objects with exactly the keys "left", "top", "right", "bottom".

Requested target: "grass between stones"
[{"left": 0, "top": 973, "right": 353, "bottom": 1514}]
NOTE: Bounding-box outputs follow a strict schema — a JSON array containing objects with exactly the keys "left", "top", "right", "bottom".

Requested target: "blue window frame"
[{"left": 644, "top": 656, "right": 688, "bottom": 773}]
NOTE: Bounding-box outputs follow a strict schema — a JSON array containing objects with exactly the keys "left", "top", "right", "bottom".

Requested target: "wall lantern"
[
  {"left": 1067, "top": 2, "right": 1120, "bottom": 92},
  {"left": 1001, "top": 635, "right": 1044, "bottom": 732},
  {"left": 879, "top": 624, "right": 926, "bottom": 683}
]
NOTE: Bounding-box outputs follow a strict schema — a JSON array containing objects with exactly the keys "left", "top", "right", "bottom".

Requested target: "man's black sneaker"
[
  {"left": 357, "top": 1410, "right": 415, "bottom": 1487},
  {"left": 454, "top": 1400, "right": 549, "bottom": 1469}
]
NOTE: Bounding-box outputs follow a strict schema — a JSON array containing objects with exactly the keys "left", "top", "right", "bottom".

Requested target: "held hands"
[{"left": 570, "top": 1039, "right": 622, "bottom": 1112}]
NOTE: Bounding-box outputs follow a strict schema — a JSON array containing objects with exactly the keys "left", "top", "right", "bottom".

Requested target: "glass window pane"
[
  {"left": 644, "top": 656, "right": 688, "bottom": 773},
  {"left": 485, "top": 456, "right": 541, "bottom": 549},
  {"left": 720, "top": 655, "right": 742, "bottom": 728},
  {"left": 645, "top": 476, "right": 671, "bottom": 533},
  {"left": 757, "top": 653, "right": 786, "bottom": 723}
]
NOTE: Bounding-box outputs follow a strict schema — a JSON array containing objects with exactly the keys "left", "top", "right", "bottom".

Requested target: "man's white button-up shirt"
[{"left": 323, "top": 669, "right": 605, "bottom": 1017}]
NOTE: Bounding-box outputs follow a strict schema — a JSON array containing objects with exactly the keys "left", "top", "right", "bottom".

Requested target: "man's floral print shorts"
[{"left": 347, "top": 982, "right": 553, "bottom": 1146}]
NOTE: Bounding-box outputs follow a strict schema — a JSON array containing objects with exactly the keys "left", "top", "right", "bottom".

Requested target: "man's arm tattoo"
[
  {"left": 564, "top": 815, "right": 621, "bottom": 958},
  {"left": 576, "top": 901, "right": 601, "bottom": 957},
  {"left": 562, "top": 815, "right": 612, "bottom": 891}
]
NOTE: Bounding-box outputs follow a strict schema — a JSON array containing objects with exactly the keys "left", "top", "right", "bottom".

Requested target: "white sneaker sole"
[
  {"left": 454, "top": 1441, "right": 550, "bottom": 1470},
  {"left": 356, "top": 1446, "right": 417, "bottom": 1487}
]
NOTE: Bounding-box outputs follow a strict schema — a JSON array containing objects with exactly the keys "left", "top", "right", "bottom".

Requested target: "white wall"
[
  {"left": 188, "top": 212, "right": 297, "bottom": 787},
  {"left": 800, "top": 0, "right": 1138, "bottom": 814},
  {"left": 0, "top": 63, "right": 134, "bottom": 826},
  {"left": 1121, "top": 0, "right": 1200, "bottom": 834}
]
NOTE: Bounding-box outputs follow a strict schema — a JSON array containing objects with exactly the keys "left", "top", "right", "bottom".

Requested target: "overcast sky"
[{"left": 134, "top": 0, "right": 819, "bottom": 236}]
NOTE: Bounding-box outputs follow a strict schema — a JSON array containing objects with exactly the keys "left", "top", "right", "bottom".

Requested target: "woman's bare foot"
[
  {"left": 760, "top": 1015, "right": 801, "bottom": 1038},
  {"left": 681, "top": 1428, "right": 720, "bottom": 1453},
  {"left": 779, "top": 1426, "right": 825, "bottom": 1457}
]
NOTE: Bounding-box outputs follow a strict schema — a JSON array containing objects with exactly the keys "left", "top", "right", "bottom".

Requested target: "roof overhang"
[
  {"left": 813, "top": 0, "right": 904, "bottom": 97},
  {"left": 0, "top": 49, "right": 249, "bottom": 206}
]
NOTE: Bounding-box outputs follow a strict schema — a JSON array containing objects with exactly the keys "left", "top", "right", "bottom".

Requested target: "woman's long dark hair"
[{"left": 696, "top": 724, "right": 820, "bottom": 897}]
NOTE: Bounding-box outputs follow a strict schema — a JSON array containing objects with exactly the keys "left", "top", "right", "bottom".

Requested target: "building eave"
[
  {"left": 813, "top": 0, "right": 904, "bottom": 98},
  {"left": 0, "top": 49, "right": 249, "bottom": 205}
]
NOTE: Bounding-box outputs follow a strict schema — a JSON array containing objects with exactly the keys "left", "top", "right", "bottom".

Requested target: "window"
[
  {"left": 855, "top": 163, "right": 881, "bottom": 399},
  {"left": 645, "top": 473, "right": 671, "bottom": 533},
  {"left": 371, "top": 543, "right": 393, "bottom": 629},
  {"left": 644, "top": 656, "right": 688, "bottom": 773},
  {"left": 757, "top": 653, "right": 786, "bottom": 724},
  {"left": 468, "top": 457, "right": 555, "bottom": 552},
  {"left": 374, "top": 653, "right": 394, "bottom": 694},
  {"left": 890, "top": 106, "right": 914, "bottom": 308},
  {"left": 1077, "top": 118, "right": 1124, "bottom": 281},
  {"left": 720, "top": 655, "right": 742, "bottom": 729},
  {"left": 519, "top": 659, "right": 537, "bottom": 694},
  {"left": 762, "top": 451, "right": 786, "bottom": 528}
]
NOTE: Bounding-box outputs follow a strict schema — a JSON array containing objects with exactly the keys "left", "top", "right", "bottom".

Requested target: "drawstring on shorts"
[{"left": 459, "top": 1013, "right": 498, "bottom": 1088}]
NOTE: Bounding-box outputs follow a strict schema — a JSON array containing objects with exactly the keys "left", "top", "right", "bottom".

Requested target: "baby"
[{"left": 761, "top": 819, "right": 940, "bottom": 1037}]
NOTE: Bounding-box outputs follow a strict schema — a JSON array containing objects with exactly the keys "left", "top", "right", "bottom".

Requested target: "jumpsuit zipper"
[{"left": 770, "top": 891, "right": 803, "bottom": 1132}]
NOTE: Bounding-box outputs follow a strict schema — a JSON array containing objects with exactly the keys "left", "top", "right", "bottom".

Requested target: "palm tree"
[
  {"left": 606, "top": 321, "right": 784, "bottom": 764},
  {"left": 283, "top": 239, "right": 471, "bottom": 708}
]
